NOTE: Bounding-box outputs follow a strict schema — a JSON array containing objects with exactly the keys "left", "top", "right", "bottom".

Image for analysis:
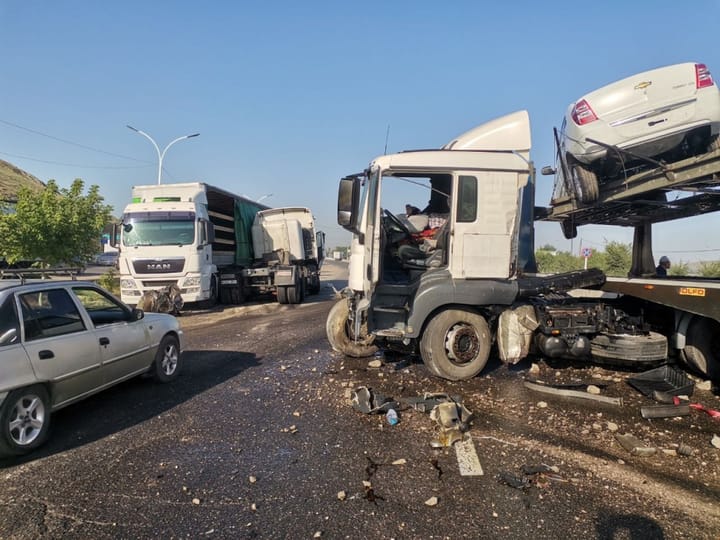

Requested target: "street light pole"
[{"left": 127, "top": 125, "right": 200, "bottom": 184}]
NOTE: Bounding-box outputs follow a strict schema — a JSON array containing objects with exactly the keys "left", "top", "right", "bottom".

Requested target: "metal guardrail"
[{"left": 0, "top": 267, "right": 85, "bottom": 283}]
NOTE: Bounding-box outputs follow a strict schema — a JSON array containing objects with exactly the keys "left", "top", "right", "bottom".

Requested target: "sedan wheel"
[
  {"left": 153, "top": 335, "right": 181, "bottom": 383},
  {"left": 0, "top": 385, "right": 51, "bottom": 457}
]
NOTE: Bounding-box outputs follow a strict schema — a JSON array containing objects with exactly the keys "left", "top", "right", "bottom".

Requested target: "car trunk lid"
[{"left": 582, "top": 63, "right": 701, "bottom": 140}]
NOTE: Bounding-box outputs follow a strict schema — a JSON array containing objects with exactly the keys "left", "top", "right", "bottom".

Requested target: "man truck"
[
  {"left": 114, "top": 182, "right": 323, "bottom": 308},
  {"left": 326, "top": 110, "right": 720, "bottom": 384}
]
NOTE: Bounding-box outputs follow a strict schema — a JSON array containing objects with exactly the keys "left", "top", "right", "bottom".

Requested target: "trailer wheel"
[
  {"left": 277, "top": 286, "right": 289, "bottom": 304},
  {"left": 326, "top": 299, "right": 378, "bottom": 357},
  {"left": 570, "top": 161, "right": 599, "bottom": 204},
  {"left": 684, "top": 317, "right": 720, "bottom": 383},
  {"left": 420, "top": 309, "right": 491, "bottom": 381}
]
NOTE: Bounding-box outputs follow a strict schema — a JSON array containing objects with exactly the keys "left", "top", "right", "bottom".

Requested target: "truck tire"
[
  {"left": 0, "top": 385, "right": 51, "bottom": 457},
  {"left": 198, "top": 276, "right": 218, "bottom": 309},
  {"left": 308, "top": 274, "right": 321, "bottom": 295},
  {"left": 277, "top": 286, "right": 289, "bottom": 305},
  {"left": 420, "top": 309, "right": 491, "bottom": 381},
  {"left": 570, "top": 161, "right": 599, "bottom": 204},
  {"left": 683, "top": 317, "right": 720, "bottom": 383},
  {"left": 590, "top": 331, "right": 667, "bottom": 365},
  {"left": 220, "top": 287, "right": 232, "bottom": 305},
  {"left": 229, "top": 286, "right": 244, "bottom": 305},
  {"left": 326, "top": 299, "right": 378, "bottom": 357}
]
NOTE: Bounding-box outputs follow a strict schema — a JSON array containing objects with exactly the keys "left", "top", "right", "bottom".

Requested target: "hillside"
[{"left": 0, "top": 159, "right": 45, "bottom": 202}]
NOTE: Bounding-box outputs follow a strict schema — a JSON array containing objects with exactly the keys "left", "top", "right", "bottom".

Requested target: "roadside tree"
[{"left": 0, "top": 179, "right": 112, "bottom": 266}]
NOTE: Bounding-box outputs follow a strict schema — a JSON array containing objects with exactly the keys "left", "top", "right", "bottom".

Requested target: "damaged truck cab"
[{"left": 327, "top": 111, "right": 666, "bottom": 380}]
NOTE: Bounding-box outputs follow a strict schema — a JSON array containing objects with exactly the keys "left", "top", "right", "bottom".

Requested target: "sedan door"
[
  {"left": 71, "top": 286, "right": 152, "bottom": 384},
  {"left": 20, "top": 288, "right": 102, "bottom": 408}
]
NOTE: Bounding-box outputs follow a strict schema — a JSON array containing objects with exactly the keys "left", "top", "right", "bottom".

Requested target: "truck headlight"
[
  {"left": 182, "top": 277, "right": 201, "bottom": 288},
  {"left": 121, "top": 279, "right": 137, "bottom": 289}
]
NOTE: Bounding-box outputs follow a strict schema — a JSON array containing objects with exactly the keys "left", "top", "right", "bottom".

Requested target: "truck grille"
[{"left": 132, "top": 258, "right": 185, "bottom": 274}]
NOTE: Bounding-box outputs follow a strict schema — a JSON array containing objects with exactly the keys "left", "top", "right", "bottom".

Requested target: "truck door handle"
[
  {"left": 99, "top": 337, "right": 110, "bottom": 346},
  {"left": 38, "top": 350, "right": 54, "bottom": 360}
]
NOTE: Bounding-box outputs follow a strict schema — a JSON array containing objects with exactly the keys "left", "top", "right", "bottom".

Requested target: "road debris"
[
  {"left": 524, "top": 381, "right": 622, "bottom": 406},
  {"left": 392, "top": 458, "right": 407, "bottom": 465},
  {"left": 688, "top": 402, "right": 720, "bottom": 418},
  {"left": 248, "top": 475, "right": 257, "bottom": 484},
  {"left": 627, "top": 365, "right": 695, "bottom": 398},
  {"left": 429, "top": 399, "right": 473, "bottom": 447},
  {"left": 615, "top": 433, "right": 657, "bottom": 456},
  {"left": 497, "top": 464, "right": 562, "bottom": 490},
  {"left": 640, "top": 403, "right": 691, "bottom": 419},
  {"left": 337, "top": 490, "right": 346, "bottom": 501},
  {"left": 351, "top": 386, "right": 398, "bottom": 414},
  {"left": 424, "top": 496, "right": 439, "bottom": 507},
  {"left": 711, "top": 435, "right": 720, "bottom": 449}
]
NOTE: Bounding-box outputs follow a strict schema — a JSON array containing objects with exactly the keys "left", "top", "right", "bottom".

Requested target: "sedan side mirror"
[{"left": 132, "top": 308, "right": 144, "bottom": 321}]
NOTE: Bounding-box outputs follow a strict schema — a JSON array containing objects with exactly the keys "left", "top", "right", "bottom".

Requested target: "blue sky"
[{"left": 1, "top": 1, "right": 719, "bottom": 261}]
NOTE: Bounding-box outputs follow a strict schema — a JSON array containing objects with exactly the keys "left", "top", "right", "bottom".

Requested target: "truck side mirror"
[
  {"left": 541, "top": 166, "right": 556, "bottom": 176},
  {"left": 338, "top": 177, "right": 360, "bottom": 233},
  {"left": 110, "top": 223, "right": 119, "bottom": 247},
  {"left": 206, "top": 221, "right": 216, "bottom": 244}
]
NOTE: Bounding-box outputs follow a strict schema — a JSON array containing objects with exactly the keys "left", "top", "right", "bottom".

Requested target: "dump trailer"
[
  {"left": 326, "top": 110, "right": 716, "bottom": 382},
  {"left": 537, "top": 126, "right": 720, "bottom": 383},
  {"left": 240, "top": 207, "right": 325, "bottom": 304},
  {"left": 114, "top": 182, "right": 269, "bottom": 308}
]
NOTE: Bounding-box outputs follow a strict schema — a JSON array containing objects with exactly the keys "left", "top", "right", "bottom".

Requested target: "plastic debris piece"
[
  {"left": 678, "top": 443, "right": 694, "bottom": 456},
  {"left": 430, "top": 428, "right": 464, "bottom": 448},
  {"left": 392, "top": 458, "right": 407, "bottom": 465},
  {"left": 351, "top": 386, "right": 398, "bottom": 414},
  {"left": 524, "top": 381, "right": 622, "bottom": 406},
  {"left": 627, "top": 365, "right": 694, "bottom": 398},
  {"left": 430, "top": 401, "right": 473, "bottom": 430},
  {"left": 498, "top": 471, "right": 529, "bottom": 490},
  {"left": 424, "top": 496, "right": 439, "bottom": 507},
  {"left": 641, "top": 404, "right": 691, "bottom": 419},
  {"left": 386, "top": 409, "right": 399, "bottom": 426},
  {"left": 688, "top": 402, "right": 720, "bottom": 418},
  {"left": 711, "top": 435, "right": 720, "bottom": 449},
  {"left": 337, "top": 491, "right": 346, "bottom": 501},
  {"left": 615, "top": 433, "right": 657, "bottom": 456},
  {"left": 455, "top": 435, "right": 484, "bottom": 476}
]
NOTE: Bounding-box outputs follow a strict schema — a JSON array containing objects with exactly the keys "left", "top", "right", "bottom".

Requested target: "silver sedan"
[{"left": 0, "top": 279, "right": 183, "bottom": 456}]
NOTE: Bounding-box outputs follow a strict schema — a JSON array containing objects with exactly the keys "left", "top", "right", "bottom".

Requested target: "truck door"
[{"left": 450, "top": 171, "right": 522, "bottom": 279}]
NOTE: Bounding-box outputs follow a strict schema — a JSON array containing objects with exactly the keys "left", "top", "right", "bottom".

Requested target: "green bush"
[{"left": 97, "top": 268, "right": 120, "bottom": 296}]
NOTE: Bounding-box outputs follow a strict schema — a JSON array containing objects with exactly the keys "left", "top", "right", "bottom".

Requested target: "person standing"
[{"left": 656, "top": 256, "right": 671, "bottom": 277}]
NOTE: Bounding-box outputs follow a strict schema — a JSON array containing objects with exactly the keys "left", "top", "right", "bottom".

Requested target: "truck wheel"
[
  {"left": 684, "top": 317, "right": 720, "bottom": 383},
  {"left": 571, "top": 162, "right": 599, "bottom": 204},
  {"left": 198, "top": 276, "right": 218, "bottom": 309},
  {"left": 277, "top": 287, "right": 289, "bottom": 304},
  {"left": 0, "top": 385, "right": 51, "bottom": 457},
  {"left": 308, "top": 274, "right": 321, "bottom": 295},
  {"left": 420, "top": 309, "right": 491, "bottom": 381},
  {"left": 220, "top": 287, "right": 232, "bottom": 304},
  {"left": 229, "top": 286, "right": 244, "bottom": 305},
  {"left": 326, "top": 299, "right": 378, "bottom": 357},
  {"left": 152, "top": 335, "right": 182, "bottom": 383}
]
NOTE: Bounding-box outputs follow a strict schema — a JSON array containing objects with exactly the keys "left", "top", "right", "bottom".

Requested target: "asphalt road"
[{"left": 1, "top": 260, "right": 719, "bottom": 539}]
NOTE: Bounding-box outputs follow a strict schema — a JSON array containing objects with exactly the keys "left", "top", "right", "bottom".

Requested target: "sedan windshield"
[{"left": 122, "top": 211, "right": 196, "bottom": 247}]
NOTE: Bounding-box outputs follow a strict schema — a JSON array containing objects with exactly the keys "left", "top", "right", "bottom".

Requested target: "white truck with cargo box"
[{"left": 113, "top": 183, "right": 323, "bottom": 308}]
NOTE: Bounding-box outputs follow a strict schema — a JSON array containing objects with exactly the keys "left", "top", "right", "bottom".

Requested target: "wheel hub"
[{"left": 445, "top": 324, "right": 479, "bottom": 364}]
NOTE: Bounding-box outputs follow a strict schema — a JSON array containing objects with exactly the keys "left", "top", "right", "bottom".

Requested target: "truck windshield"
[{"left": 122, "top": 211, "right": 196, "bottom": 247}]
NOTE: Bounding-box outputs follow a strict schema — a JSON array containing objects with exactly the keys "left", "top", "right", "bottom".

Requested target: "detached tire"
[
  {"left": 0, "top": 385, "right": 51, "bottom": 457},
  {"left": 326, "top": 299, "right": 378, "bottom": 358},
  {"left": 570, "top": 162, "right": 600, "bottom": 204},
  {"left": 420, "top": 309, "right": 491, "bottom": 381},
  {"left": 684, "top": 317, "right": 720, "bottom": 383},
  {"left": 153, "top": 335, "right": 181, "bottom": 383}
]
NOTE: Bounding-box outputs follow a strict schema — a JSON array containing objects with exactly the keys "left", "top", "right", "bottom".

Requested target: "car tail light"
[
  {"left": 695, "top": 63, "right": 714, "bottom": 89},
  {"left": 571, "top": 99, "right": 598, "bottom": 125}
]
